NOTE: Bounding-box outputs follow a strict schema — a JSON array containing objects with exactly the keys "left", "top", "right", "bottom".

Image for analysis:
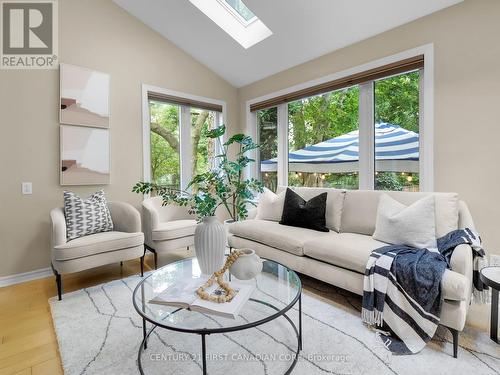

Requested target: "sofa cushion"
[
  {"left": 229, "top": 219, "right": 333, "bottom": 256},
  {"left": 152, "top": 220, "right": 197, "bottom": 241},
  {"left": 255, "top": 188, "right": 285, "bottom": 221},
  {"left": 277, "top": 186, "right": 345, "bottom": 232},
  {"left": 340, "top": 190, "right": 459, "bottom": 237},
  {"left": 373, "top": 194, "right": 437, "bottom": 248},
  {"left": 54, "top": 231, "right": 144, "bottom": 261},
  {"left": 280, "top": 188, "right": 329, "bottom": 232},
  {"left": 304, "top": 233, "right": 388, "bottom": 273}
]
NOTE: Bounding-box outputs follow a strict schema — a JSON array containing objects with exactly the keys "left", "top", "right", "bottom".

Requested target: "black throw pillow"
[{"left": 279, "top": 188, "right": 329, "bottom": 232}]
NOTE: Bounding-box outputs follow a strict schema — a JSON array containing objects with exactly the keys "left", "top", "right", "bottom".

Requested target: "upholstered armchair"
[
  {"left": 142, "top": 197, "right": 197, "bottom": 269},
  {"left": 50, "top": 201, "right": 145, "bottom": 300}
]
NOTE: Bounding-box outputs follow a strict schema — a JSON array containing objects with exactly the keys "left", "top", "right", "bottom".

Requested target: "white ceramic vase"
[
  {"left": 229, "top": 249, "right": 263, "bottom": 280},
  {"left": 194, "top": 216, "right": 226, "bottom": 275}
]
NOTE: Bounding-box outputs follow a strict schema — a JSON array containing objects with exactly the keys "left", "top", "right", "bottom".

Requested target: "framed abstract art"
[
  {"left": 60, "top": 125, "right": 110, "bottom": 185},
  {"left": 60, "top": 63, "right": 110, "bottom": 128}
]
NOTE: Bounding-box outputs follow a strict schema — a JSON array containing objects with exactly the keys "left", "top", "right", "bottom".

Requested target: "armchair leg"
[
  {"left": 144, "top": 244, "right": 158, "bottom": 270},
  {"left": 446, "top": 326, "right": 459, "bottom": 358},
  {"left": 51, "top": 264, "right": 62, "bottom": 301},
  {"left": 140, "top": 246, "right": 146, "bottom": 277},
  {"left": 56, "top": 273, "right": 62, "bottom": 301}
]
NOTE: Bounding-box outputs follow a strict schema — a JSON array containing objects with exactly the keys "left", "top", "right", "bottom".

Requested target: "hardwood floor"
[{"left": 0, "top": 254, "right": 161, "bottom": 375}]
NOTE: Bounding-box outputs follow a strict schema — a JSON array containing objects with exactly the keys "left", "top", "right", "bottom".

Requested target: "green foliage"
[
  {"left": 288, "top": 86, "right": 360, "bottom": 150},
  {"left": 375, "top": 71, "right": 419, "bottom": 133},
  {"left": 149, "top": 102, "right": 180, "bottom": 187},
  {"left": 133, "top": 125, "right": 263, "bottom": 221},
  {"left": 374, "top": 172, "right": 403, "bottom": 191}
]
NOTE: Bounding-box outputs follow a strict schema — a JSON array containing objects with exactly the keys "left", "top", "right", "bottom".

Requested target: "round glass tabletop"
[{"left": 133, "top": 257, "right": 302, "bottom": 334}]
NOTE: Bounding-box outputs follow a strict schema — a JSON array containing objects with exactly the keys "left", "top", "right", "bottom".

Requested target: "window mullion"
[
  {"left": 248, "top": 110, "right": 258, "bottom": 181},
  {"left": 179, "top": 105, "right": 192, "bottom": 191},
  {"left": 359, "top": 82, "right": 375, "bottom": 190},
  {"left": 277, "top": 103, "right": 288, "bottom": 187}
]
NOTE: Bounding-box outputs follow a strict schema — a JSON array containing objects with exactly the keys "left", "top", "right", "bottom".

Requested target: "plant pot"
[
  {"left": 229, "top": 248, "right": 263, "bottom": 280},
  {"left": 194, "top": 216, "right": 226, "bottom": 275}
]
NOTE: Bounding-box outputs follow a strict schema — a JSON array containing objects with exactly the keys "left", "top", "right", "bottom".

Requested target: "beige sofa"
[
  {"left": 228, "top": 187, "right": 475, "bottom": 357},
  {"left": 50, "top": 201, "right": 145, "bottom": 300}
]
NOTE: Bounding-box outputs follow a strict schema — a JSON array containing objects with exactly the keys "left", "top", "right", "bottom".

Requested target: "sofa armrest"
[
  {"left": 108, "top": 201, "right": 141, "bottom": 233},
  {"left": 449, "top": 243, "right": 474, "bottom": 297},
  {"left": 442, "top": 269, "right": 469, "bottom": 301},
  {"left": 50, "top": 207, "right": 67, "bottom": 247}
]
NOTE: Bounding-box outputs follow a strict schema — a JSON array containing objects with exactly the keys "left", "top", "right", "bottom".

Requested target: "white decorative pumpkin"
[{"left": 229, "top": 249, "right": 263, "bottom": 280}]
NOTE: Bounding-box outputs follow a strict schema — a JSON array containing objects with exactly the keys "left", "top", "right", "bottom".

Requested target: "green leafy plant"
[{"left": 133, "top": 125, "right": 263, "bottom": 221}]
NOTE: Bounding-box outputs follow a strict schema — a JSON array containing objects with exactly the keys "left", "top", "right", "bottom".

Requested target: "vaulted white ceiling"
[{"left": 114, "top": 0, "right": 463, "bottom": 87}]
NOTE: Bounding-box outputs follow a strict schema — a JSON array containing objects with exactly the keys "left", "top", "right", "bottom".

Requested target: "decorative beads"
[{"left": 196, "top": 250, "right": 243, "bottom": 303}]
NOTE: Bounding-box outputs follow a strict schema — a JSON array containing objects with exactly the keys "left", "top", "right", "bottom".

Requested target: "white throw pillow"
[
  {"left": 373, "top": 194, "right": 437, "bottom": 249},
  {"left": 255, "top": 188, "right": 285, "bottom": 221}
]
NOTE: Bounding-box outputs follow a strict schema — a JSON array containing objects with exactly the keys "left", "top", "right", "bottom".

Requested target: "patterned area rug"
[{"left": 50, "top": 273, "right": 500, "bottom": 375}]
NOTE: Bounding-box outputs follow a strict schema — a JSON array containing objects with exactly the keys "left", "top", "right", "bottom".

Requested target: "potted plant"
[{"left": 132, "top": 124, "right": 263, "bottom": 274}]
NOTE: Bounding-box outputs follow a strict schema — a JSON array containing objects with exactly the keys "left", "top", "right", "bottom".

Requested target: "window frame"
[
  {"left": 217, "top": 0, "right": 257, "bottom": 26},
  {"left": 142, "top": 84, "right": 226, "bottom": 191},
  {"left": 247, "top": 45, "right": 433, "bottom": 192}
]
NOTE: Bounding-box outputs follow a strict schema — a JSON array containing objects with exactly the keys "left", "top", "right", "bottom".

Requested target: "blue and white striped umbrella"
[{"left": 261, "top": 123, "right": 419, "bottom": 173}]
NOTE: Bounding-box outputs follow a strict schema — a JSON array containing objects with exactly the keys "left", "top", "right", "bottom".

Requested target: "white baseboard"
[{"left": 0, "top": 267, "right": 52, "bottom": 288}]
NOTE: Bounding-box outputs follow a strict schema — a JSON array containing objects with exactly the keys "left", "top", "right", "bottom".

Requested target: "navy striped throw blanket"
[{"left": 362, "top": 228, "right": 488, "bottom": 354}]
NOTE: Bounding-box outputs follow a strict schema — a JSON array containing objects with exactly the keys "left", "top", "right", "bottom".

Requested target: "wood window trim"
[
  {"left": 148, "top": 92, "right": 223, "bottom": 113},
  {"left": 250, "top": 55, "right": 424, "bottom": 112}
]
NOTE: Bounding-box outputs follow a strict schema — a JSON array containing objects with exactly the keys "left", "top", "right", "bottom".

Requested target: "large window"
[
  {"left": 374, "top": 71, "right": 420, "bottom": 191},
  {"left": 288, "top": 86, "right": 359, "bottom": 189},
  {"left": 257, "top": 107, "right": 278, "bottom": 191},
  {"left": 252, "top": 54, "right": 427, "bottom": 191},
  {"left": 145, "top": 89, "right": 223, "bottom": 190},
  {"left": 149, "top": 101, "right": 180, "bottom": 188},
  {"left": 191, "top": 107, "right": 218, "bottom": 176}
]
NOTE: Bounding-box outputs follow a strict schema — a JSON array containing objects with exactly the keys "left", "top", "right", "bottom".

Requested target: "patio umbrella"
[{"left": 261, "top": 123, "right": 419, "bottom": 174}]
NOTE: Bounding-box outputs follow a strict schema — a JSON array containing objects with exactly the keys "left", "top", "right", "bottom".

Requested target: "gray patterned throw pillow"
[{"left": 63, "top": 190, "right": 114, "bottom": 241}]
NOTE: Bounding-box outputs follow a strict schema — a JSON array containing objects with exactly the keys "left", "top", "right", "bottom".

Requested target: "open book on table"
[{"left": 149, "top": 277, "right": 255, "bottom": 319}]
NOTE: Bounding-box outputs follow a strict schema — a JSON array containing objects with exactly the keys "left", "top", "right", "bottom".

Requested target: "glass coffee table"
[{"left": 132, "top": 257, "right": 302, "bottom": 375}]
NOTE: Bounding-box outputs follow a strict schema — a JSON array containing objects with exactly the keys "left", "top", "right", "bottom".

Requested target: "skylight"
[
  {"left": 221, "top": 0, "right": 256, "bottom": 24},
  {"left": 189, "top": 0, "right": 272, "bottom": 49}
]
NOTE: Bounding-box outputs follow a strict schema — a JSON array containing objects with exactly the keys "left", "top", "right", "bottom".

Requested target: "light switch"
[{"left": 22, "top": 182, "right": 32, "bottom": 195}]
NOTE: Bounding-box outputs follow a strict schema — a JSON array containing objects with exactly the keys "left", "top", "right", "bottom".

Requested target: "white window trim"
[
  {"left": 216, "top": 0, "right": 257, "bottom": 27},
  {"left": 358, "top": 82, "right": 375, "bottom": 190},
  {"left": 188, "top": 0, "right": 272, "bottom": 49},
  {"left": 141, "top": 84, "right": 227, "bottom": 190},
  {"left": 277, "top": 103, "right": 289, "bottom": 186},
  {"left": 246, "top": 44, "right": 434, "bottom": 192}
]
